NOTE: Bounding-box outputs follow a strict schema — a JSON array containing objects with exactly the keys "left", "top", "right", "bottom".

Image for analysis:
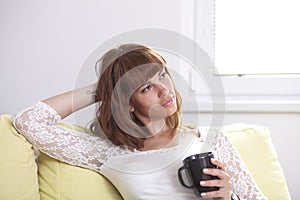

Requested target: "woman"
[{"left": 13, "top": 44, "right": 266, "bottom": 199}]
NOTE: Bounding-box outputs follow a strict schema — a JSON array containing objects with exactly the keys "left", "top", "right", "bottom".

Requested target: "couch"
[{"left": 0, "top": 114, "right": 291, "bottom": 200}]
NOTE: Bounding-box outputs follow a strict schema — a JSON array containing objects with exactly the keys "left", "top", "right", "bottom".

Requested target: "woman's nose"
[{"left": 157, "top": 83, "right": 169, "bottom": 97}]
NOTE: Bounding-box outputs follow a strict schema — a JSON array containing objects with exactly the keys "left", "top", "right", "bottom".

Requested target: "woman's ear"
[{"left": 129, "top": 106, "right": 135, "bottom": 112}]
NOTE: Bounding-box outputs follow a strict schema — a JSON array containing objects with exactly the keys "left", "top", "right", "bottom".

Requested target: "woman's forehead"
[
  {"left": 119, "top": 64, "right": 165, "bottom": 91},
  {"left": 133, "top": 64, "right": 164, "bottom": 79},
  {"left": 130, "top": 63, "right": 163, "bottom": 77},
  {"left": 135, "top": 68, "right": 165, "bottom": 89}
]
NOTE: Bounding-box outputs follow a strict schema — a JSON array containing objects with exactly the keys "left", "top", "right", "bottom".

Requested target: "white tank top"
[{"left": 100, "top": 130, "right": 209, "bottom": 200}]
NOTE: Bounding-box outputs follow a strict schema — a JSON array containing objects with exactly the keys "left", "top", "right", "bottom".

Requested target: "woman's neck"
[
  {"left": 146, "top": 118, "right": 167, "bottom": 135},
  {"left": 140, "top": 122, "right": 175, "bottom": 151}
]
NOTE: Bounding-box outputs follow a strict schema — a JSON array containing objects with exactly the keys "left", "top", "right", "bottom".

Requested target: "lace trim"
[
  {"left": 212, "top": 129, "right": 266, "bottom": 199},
  {"left": 13, "top": 101, "right": 133, "bottom": 172}
]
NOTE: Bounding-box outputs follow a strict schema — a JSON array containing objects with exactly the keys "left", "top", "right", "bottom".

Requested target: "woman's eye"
[
  {"left": 142, "top": 85, "right": 152, "bottom": 93},
  {"left": 159, "top": 72, "right": 167, "bottom": 80}
]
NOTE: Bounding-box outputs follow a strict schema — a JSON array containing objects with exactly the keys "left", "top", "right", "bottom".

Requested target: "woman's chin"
[{"left": 166, "top": 103, "right": 177, "bottom": 116}]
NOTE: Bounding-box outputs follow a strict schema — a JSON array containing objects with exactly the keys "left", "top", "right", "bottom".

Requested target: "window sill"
[{"left": 182, "top": 100, "right": 300, "bottom": 113}]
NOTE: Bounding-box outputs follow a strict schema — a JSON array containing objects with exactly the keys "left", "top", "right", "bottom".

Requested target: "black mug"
[{"left": 177, "top": 152, "right": 219, "bottom": 197}]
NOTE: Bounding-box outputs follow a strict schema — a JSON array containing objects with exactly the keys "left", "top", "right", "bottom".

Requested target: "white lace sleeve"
[
  {"left": 12, "top": 101, "right": 129, "bottom": 172},
  {"left": 212, "top": 132, "right": 267, "bottom": 200}
]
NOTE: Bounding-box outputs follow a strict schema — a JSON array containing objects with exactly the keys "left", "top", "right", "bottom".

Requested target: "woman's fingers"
[
  {"left": 201, "top": 188, "right": 231, "bottom": 199},
  {"left": 200, "top": 158, "right": 231, "bottom": 199},
  {"left": 200, "top": 178, "right": 231, "bottom": 191},
  {"left": 203, "top": 158, "right": 229, "bottom": 180},
  {"left": 211, "top": 158, "right": 226, "bottom": 171},
  {"left": 202, "top": 167, "right": 230, "bottom": 180}
]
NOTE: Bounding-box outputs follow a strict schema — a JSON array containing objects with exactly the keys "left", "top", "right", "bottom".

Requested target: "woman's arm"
[
  {"left": 12, "top": 83, "right": 124, "bottom": 172},
  {"left": 213, "top": 133, "right": 267, "bottom": 200},
  {"left": 43, "top": 83, "right": 97, "bottom": 119}
]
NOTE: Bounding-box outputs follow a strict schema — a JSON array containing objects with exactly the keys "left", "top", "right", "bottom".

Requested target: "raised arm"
[
  {"left": 12, "top": 84, "right": 126, "bottom": 172},
  {"left": 42, "top": 83, "right": 97, "bottom": 119}
]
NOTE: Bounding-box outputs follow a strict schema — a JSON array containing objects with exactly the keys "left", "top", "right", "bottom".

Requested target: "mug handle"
[{"left": 177, "top": 165, "right": 193, "bottom": 188}]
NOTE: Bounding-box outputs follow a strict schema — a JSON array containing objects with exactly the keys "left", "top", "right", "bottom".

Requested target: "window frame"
[{"left": 180, "top": 0, "right": 300, "bottom": 113}]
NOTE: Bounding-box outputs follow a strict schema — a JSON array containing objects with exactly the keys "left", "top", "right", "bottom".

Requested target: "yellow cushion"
[
  {"left": 224, "top": 123, "right": 291, "bottom": 200},
  {"left": 1, "top": 114, "right": 290, "bottom": 200},
  {"left": 37, "top": 122, "right": 123, "bottom": 200},
  {"left": 0, "top": 114, "right": 39, "bottom": 200}
]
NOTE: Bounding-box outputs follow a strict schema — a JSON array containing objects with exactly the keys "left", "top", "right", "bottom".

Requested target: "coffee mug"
[{"left": 177, "top": 152, "right": 219, "bottom": 197}]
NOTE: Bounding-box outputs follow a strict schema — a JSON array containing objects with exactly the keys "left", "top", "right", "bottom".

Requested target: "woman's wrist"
[
  {"left": 85, "top": 89, "right": 98, "bottom": 102},
  {"left": 72, "top": 83, "right": 98, "bottom": 111},
  {"left": 42, "top": 83, "right": 98, "bottom": 119}
]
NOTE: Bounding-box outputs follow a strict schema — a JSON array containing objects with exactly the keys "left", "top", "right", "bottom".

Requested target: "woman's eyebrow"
[
  {"left": 136, "top": 81, "right": 151, "bottom": 91},
  {"left": 136, "top": 68, "right": 165, "bottom": 91},
  {"left": 158, "top": 68, "right": 165, "bottom": 76}
]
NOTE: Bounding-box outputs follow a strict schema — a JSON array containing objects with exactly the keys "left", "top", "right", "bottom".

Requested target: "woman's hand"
[{"left": 200, "top": 159, "right": 232, "bottom": 200}]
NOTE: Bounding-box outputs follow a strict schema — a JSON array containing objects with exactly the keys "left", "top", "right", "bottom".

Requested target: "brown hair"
[{"left": 93, "top": 43, "right": 182, "bottom": 150}]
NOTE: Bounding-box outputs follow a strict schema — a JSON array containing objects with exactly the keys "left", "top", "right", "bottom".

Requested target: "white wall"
[
  {"left": 0, "top": 0, "right": 183, "bottom": 114},
  {"left": 1, "top": 0, "right": 299, "bottom": 199}
]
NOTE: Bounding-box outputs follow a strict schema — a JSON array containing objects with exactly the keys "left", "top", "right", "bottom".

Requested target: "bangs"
[
  {"left": 115, "top": 48, "right": 167, "bottom": 93},
  {"left": 125, "top": 63, "right": 163, "bottom": 91}
]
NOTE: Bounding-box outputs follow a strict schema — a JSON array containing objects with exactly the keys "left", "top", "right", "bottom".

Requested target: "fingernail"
[
  {"left": 203, "top": 168, "right": 209, "bottom": 173},
  {"left": 200, "top": 181, "right": 206, "bottom": 185},
  {"left": 201, "top": 192, "right": 206, "bottom": 197}
]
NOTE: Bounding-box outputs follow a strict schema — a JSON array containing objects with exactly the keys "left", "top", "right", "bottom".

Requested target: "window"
[
  {"left": 181, "top": 0, "right": 300, "bottom": 112},
  {"left": 215, "top": 0, "right": 300, "bottom": 75}
]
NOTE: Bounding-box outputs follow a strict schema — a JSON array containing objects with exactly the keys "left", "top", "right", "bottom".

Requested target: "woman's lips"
[{"left": 162, "top": 98, "right": 174, "bottom": 107}]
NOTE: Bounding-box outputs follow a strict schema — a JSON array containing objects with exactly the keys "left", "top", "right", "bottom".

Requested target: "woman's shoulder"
[
  {"left": 178, "top": 124, "right": 200, "bottom": 137},
  {"left": 179, "top": 125, "right": 228, "bottom": 151},
  {"left": 179, "top": 124, "right": 225, "bottom": 138}
]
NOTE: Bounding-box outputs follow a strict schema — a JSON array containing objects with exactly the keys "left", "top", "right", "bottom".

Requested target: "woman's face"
[{"left": 130, "top": 67, "right": 177, "bottom": 125}]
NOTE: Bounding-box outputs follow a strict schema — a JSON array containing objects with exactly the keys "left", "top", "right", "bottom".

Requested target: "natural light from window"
[{"left": 214, "top": 0, "right": 300, "bottom": 75}]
